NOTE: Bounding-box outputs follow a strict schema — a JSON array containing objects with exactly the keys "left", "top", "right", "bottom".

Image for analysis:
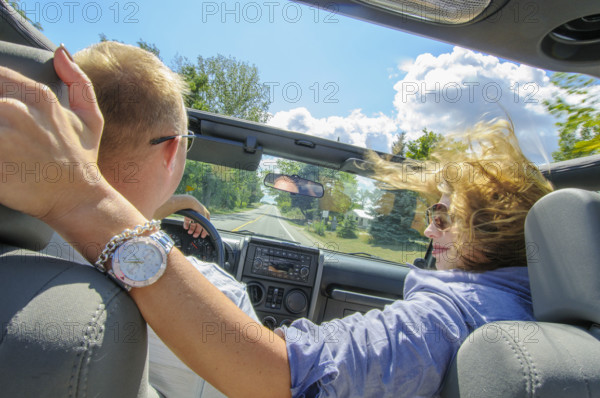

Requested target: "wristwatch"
[{"left": 109, "top": 230, "right": 174, "bottom": 291}]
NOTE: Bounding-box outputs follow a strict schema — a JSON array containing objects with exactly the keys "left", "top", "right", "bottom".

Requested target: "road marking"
[
  {"left": 273, "top": 206, "right": 296, "bottom": 241},
  {"left": 232, "top": 214, "right": 264, "bottom": 232}
]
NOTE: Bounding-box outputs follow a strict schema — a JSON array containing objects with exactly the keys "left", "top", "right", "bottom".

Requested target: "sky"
[{"left": 26, "top": 0, "right": 572, "bottom": 164}]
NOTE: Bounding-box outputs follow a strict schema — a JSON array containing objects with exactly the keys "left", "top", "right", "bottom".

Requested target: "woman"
[
  {"left": 275, "top": 119, "right": 553, "bottom": 397},
  {"left": 0, "top": 48, "right": 553, "bottom": 398}
]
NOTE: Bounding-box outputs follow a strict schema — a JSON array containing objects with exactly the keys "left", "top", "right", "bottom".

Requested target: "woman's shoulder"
[
  {"left": 405, "top": 265, "right": 530, "bottom": 292},
  {"left": 403, "top": 266, "right": 534, "bottom": 324}
]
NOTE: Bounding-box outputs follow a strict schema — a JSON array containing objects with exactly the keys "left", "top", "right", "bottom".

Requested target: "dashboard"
[{"left": 161, "top": 218, "right": 410, "bottom": 329}]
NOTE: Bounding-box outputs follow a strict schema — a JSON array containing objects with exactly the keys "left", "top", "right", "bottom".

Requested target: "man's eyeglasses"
[
  {"left": 425, "top": 202, "right": 454, "bottom": 232},
  {"left": 150, "top": 131, "right": 196, "bottom": 152}
]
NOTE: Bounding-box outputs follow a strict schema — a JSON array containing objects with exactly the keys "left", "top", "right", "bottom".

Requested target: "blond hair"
[
  {"left": 74, "top": 41, "right": 188, "bottom": 159},
  {"left": 370, "top": 119, "right": 554, "bottom": 271}
]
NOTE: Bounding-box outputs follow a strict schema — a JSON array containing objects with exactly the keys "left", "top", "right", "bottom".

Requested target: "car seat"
[
  {"left": 441, "top": 188, "right": 600, "bottom": 397},
  {"left": 0, "top": 2, "right": 161, "bottom": 397}
]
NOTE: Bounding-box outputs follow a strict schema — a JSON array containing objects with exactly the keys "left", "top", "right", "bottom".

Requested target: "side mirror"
[{"left": 264, "top": 173, "right": 324, "bottom": 198}]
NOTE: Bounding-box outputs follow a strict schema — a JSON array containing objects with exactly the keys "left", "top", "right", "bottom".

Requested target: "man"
[{"left": 51, "top": 41, "right": 259, "bottom": 397}]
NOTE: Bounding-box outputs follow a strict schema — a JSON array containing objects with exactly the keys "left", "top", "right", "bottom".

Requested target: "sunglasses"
[
  {"left": 425, "top": 203, "right": 454, "bottom": 231},
  {"left": 150, "top": 131, "right": 196, "bottom": 152}
]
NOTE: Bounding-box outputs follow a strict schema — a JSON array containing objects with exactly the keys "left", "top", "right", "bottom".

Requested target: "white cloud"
[
  {"left": 269, "top": 47, "right": 570, "bottom": 164},
  {"left": 393, "top": 46, "right": 563, "bottom": 164},
  {"left": 269, "top": 107, "right": 399, "bottom": 153}
]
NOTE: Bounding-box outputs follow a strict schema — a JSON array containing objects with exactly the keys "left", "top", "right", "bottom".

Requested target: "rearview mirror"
[{"left": 264, "top": 173, "right": 324, "bottom": 198}]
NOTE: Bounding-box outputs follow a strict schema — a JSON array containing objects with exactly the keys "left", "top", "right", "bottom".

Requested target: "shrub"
[
  {"left": 312, "top": 220, "right": 326, "bottom": 236},
  {"left": 336, "top": 216, "right": 358, "bottom": 239}
]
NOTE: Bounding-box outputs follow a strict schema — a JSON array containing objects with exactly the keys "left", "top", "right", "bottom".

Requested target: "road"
[{"left": 210, "top": 204, "right": 320, "bottom": 248}]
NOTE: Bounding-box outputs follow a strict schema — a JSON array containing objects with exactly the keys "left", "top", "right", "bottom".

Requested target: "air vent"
[{"left": 543, "top": 14, "right": 600, "bottom": 62}]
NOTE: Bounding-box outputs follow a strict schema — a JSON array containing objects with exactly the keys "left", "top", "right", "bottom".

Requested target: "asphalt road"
[{"left": 210, "top": 204, "right": 319, "bottom": 247}]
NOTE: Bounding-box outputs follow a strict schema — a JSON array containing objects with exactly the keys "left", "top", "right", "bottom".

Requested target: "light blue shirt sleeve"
[
  {"left": 280, "top": 266, "right": 533, "bottom": 398},
  {"left": 282, "top": 290, "right": 468, "bottom": 397},
  {"left": 187, "top": 257, "right": 260, "bottom": 322}
]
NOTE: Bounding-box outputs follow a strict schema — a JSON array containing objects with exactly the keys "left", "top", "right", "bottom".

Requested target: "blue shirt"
[{"left": 279, "top": 265, "right": 534, "bottom": 398}]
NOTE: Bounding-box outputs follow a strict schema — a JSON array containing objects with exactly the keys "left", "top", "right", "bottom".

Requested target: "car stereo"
[{"left": 244, "top": 242, "right": 317, "bottom": 286}]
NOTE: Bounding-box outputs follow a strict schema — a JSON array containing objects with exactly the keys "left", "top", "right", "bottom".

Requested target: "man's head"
[{"left": 74, "top": 41, "right": 189, "bottom": 217}]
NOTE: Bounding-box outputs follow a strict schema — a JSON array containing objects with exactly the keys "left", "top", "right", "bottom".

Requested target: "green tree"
[
  {"left": 169, "top": 53, "right": 270, "bottom": 211},
  {"left": 369, "top": 190, "right": 422, "bottom": 245},
  {"left": 406, "top": 128, "right": 443, "bottom": 160},
  {"left": 173, "top": 54, "right": 270, "bottom": 123},
  {"left": 369, "top": 129, "right": 437, "bottom": 245},
  {"left": 544, "top": 72, "right": 600, "bottom": 161},
  {"left": 336, "top": 216, "right": 358, "bottom": 239},
  {"left": 175, "top": 60, "right": 209, "bottom": 111},
  {"left": 391, "top": 132, "right": 407, "bottom": 157},
  {"left": 137, "top": 39, "right": 161, "bottom": 59}
]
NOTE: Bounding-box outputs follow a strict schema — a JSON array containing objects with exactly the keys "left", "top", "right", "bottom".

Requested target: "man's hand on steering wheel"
[
  {"left": 155, "top": 194, "right": 210, "bottom": 238},
  {"left": 184, "top": 216, "right": 209, "bottom": 239}
]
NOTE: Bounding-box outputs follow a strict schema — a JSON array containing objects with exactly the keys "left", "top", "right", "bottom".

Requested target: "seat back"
[
  {"left": 0, "top": 247, "right": 160, "bottom": 398},
  {"left": 0, "top": 2, "right": 159, "bottom": 396},
  {"left": 440, "top": 188, "right": 600, "bottom": 397}
]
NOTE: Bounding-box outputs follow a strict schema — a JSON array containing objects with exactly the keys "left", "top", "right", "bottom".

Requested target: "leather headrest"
[
  {"left": 525, "top": 188, "right": 600, "bottom": 324},
  {"left": 0, "top": 3, "right": 67, "bottom": 250},
  {"left": 0, "top": 1, "right": 56, "bottom": 50}
]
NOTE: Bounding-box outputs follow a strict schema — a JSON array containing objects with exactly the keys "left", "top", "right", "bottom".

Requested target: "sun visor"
[{"left": 187, "top": 134, "right": 263, "bottom": 172}]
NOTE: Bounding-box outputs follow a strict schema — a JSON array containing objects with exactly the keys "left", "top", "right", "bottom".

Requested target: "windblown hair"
[
  {"left": 370, "top": 119, "right": 554, "bottom": 271},
  {"left": 74, "top": 41, "right": 189, "bottom": 159}
]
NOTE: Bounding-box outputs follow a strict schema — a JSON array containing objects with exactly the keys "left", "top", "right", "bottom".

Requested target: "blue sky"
[
  {"left": 28, "top": 0, "right": 570, "bottom": 163},
  {"left": 33, "top": 0, "right": 453, "bottom": 117}
]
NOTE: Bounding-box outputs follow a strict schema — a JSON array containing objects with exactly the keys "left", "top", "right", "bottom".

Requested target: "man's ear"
[{"left": 162, "top": 136, "right": 181, "bottom": 173}]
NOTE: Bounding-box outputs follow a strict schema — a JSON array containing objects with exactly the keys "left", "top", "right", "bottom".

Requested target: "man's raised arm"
[{"left": 0, "top": 47, "right": 291, "bottom": 398}]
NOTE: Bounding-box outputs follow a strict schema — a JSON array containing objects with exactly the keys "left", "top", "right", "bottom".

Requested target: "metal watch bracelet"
[{"left": 93, "top": 219, "right": 162, "bottom": 273}]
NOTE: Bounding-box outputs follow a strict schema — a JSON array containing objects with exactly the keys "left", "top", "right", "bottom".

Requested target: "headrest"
[
  {"left": 525, "top": 188, "right": 600, "bottom": 324},
  {"left": 0, "top": 1, "right": 57, "bottom": 50},
  {"left": 0, "top": 5, "right": 67, "bottom": 250}
]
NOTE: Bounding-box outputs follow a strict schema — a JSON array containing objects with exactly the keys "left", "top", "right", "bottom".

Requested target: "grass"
[
  {"left": 279, "top": 208, "right": 306, "bottom": 225},
  {"left": 206, "top": 203, "right": 261, "bottom": 215},
  {"left": 165, "top": 203, "right": 260, "bottom": 219},
  {"left": 305, "top": 229, "right": 428, "bottom": 265}
]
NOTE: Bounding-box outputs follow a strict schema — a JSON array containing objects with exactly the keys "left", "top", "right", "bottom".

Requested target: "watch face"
[{"left": 112, "top": 236, "right": 168, "bottom": 288}]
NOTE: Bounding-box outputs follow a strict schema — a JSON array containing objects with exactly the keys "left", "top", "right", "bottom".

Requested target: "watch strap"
[{"left": 107, "top": 230, "right": 174, "bottom": 291}]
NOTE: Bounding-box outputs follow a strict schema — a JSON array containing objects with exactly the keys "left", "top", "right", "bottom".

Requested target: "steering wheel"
[{"left": 175, "top": 209, "right": 225, "bottom": 268}]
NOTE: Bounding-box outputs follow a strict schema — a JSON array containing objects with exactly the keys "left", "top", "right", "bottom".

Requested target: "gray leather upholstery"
[
  {"left": 0, "top": 41, "right": 65, "bottom": 251},
  {"left": 526, "top": 188, "right": 600, "bottom": 324},
  {"left": 441, "top": 189, "right": 600, "bottom": 397},
  {"left": 0, "top": 246, "right": 161, "bottom": 398},
  {"left": 0, "top": 3, "right": 161, "bottom": 396},
  {"left": 0, "top": 0, "right": 56, "bottom": 50}
]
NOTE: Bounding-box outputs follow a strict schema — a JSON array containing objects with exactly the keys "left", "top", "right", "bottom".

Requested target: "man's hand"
[
  {"left": 0, "top": 46, "right": 106, "bottom": 222},
  {"left": 154, "top": 194, "right": 210, "bottom": 238}
]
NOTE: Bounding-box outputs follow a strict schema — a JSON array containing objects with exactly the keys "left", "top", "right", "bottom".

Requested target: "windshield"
[
  {"left": 32, "top": 0, "right": 599, "bottom": 263},
  {"left": 176, "top": 157, "right": 429, "bottom": 264}
]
